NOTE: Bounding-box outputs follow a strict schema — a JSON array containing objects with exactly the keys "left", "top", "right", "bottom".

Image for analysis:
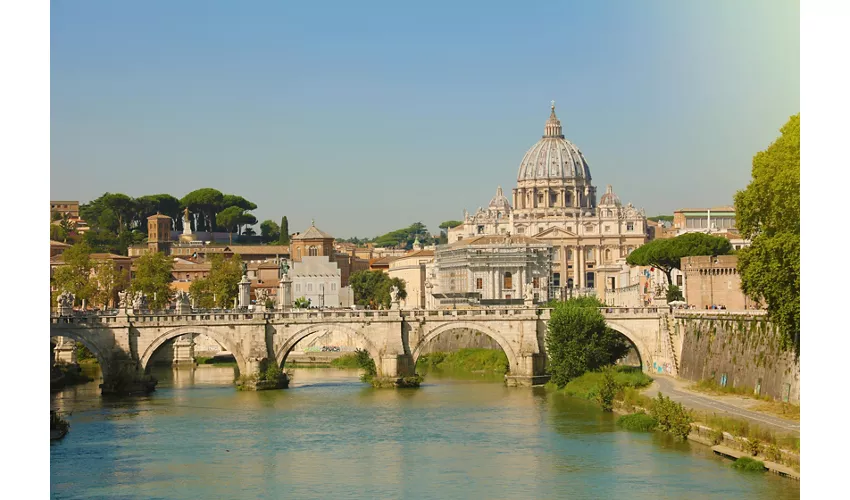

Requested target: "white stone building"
[
  {"left": 448, "top": 102, "right": 648, "bottom": 298},
  {"left": 432, "top": 234, "right": 552, "bottom": 307},
  {"left": 291, "top": 256, "right": 352, "bottom": 308}
]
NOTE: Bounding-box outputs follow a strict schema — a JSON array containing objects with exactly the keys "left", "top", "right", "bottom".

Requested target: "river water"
[{"left": 51, "top": 365, "right": 799, "bottom": 499}]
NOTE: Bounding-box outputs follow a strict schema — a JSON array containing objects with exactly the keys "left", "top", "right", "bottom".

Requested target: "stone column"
[
  {"left": 277, "top": 275, "right": 293, "bottom": 310},
  {"left": 576, "top": 245, "right": 584, "bottom": 289},
  {"left": 238, "top": 275, "right": 251, "bottom": 309}
]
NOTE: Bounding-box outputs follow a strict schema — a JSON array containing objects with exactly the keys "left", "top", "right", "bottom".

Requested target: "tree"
[
  {"left": 51, "top": 242, "right": 95, "bottom": 306},
  {"left": 221, "top": 194, "right": 257, "bottom": 212},
  {"left": 545, "top": 296, "right": 631, "bottom": 387},
  {"left": 438, "top": 220, "right": 462, "bottom": 245},
  {"left": 216, "top": 206, "right": 244, "bottom": 245},
  {"left": 134, "top": 194, "right": 181, "bottom": 232},
  {"left": 626, "top": 232, "right": 732, "bottom": 286},
  {"left": 349, "top": 270, "right": 407, "bottom": 309},
  {"left": 279, "top": 216, "right": 290, "bottom": 245},
  {"left": 260, "top": 220, "right": 280, "bottom": 243},
  {"left": 50, "top": 222, "right": 68, "bottom": 243},
  {"left": 734, "top": 114, "right": 800, "bottom": 352},
  {"left": 189, "top": 254, "right": 243, "bottom": 308},
  {"left": 130, "top": 252, "right": 174, "bottom": 309},
  {"left": 243, "top": 227, "right": 256, "bottom": 237},
  {"left": 647, "top": 215, "right": 673, "bottom": 223},
  {"left": 294, "top": 296, "right": 311, "bottom": 309},
  {"left": 181, "top": 188, "right": 224, "bottom": 232},
  {"left": 372, "top": 222, "right": 434, "bottom": 249},
  {"left": 90, "top": 260, "right": 129, "bottom": 308},
  {"left": 666, "top": 284, "right": 684, "bottom": 303}
]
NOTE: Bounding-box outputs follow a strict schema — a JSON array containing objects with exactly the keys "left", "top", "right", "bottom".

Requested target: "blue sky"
[{"left": 50, "top": 0, "right": 799, "bottom": 238}]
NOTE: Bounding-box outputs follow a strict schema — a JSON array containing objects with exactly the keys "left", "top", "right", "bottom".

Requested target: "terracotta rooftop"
[
  {"left": 228, "top": 245, "right": 290, "bottom": 255},
  {"left": 293, "top": 222, "right": 334, "bottom": 240},
  {"left": 147, "top": 213, "right": 172, "bottom": 220}
]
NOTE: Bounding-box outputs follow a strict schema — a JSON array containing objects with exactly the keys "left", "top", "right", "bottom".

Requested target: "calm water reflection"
[{"left": 50, "top": 365, "right": 799, "bottom": 499}]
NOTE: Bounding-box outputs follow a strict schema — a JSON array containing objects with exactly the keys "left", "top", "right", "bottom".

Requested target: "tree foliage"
[
  {"left": 349, "top": 270, "right": 407, "bottom": 309},
  {"left": 372, "top": 222, "right": 434, "bottom": 249},
  {"left": 279, "top": 216, "right": 290, "bottom": 245},
  {"left": 189, "top": 254, "right": 243, "bottom": 308},
  {"left": 294, "top": 296, "right": 311, "bottom": 309},
  {"left": 545, "top": 296, "right": 631, "bottom": 387},
  {"left": 181, "top": 188, "right": 224, "bottom": 232},
  {"left": 734, "top": 114, "right": 800, "bottom": 352},
  {"left": 647, "top": 215, "right": 673, "bottom": 223},
  {"left": 129, "top": 252, "right": 173, "bottom": 309},
  {"left": 90, "top": 260, "right": 129, "bottom": 308},
  {"left": 260, "top": 220, "right": 280, "bottom": 243},
  {"left": 626, "top": 232, "right": 732, "bottom": 285},
  {"left": 51, "top": 242, "right": 95, "bottom": 306},
  {"left": 216, "top": 206, "right": 245, "bottom": 244}
]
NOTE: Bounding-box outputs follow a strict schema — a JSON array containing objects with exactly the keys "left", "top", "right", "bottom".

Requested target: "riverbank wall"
[{"left": 675, "top": 314, "right": 799, "bottom": 404}]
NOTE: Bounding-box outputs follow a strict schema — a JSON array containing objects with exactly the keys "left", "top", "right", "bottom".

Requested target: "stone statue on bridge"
[
  {"left": 118, "top": 290, "right": 130, "bottom": 309},
  {"left": 390, "top": 285, "right": 399, "bottom": 304},
  {"left": 279, "top": 259, "right": 289, "bottom": 279},
  {"left": 524, "top": 282, "right": 534, "bottom": 302},
  {"left": 132, "top": 291, "right": 148, "bottom": 310},
  {"left": 254, "top": 288, "right": 269, "bottom": 308},
  {"left": 242, "top": 262, "right": 248, "bottom": 277},
  {"left": 57, "top": 291, "right": 75, "bottom": 311}
]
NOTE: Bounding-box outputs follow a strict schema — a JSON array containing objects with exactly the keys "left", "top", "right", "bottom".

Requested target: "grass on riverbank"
[
  {"left": 732, "top": 457, "right": 766, "bottom": 472},
  {"left": 195, "top": 356, "right": 237, "bottom": 367},
  {"left": 689, "top": 378, "right": 771, "bottom": 400},
  {"left": 751, "top": 401, "right": 800, "bottom": 421},
  {"left": 416, "top": 349, "right": 509, "bottom": 374},
  {"left": 552, "top": 365, "right": 653, "bottom": 400},
  {"left": 330, "top": 353, "right": 362, "bottom": 369}
]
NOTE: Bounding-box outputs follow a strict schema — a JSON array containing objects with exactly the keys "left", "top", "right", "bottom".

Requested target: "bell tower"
[{"left": 147, "top": 213, "right": 173, "bottom": 254}]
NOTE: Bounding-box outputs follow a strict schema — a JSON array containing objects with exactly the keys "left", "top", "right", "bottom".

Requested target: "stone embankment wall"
[
  {"left": 416, "top": 328, "right": 502, "bottom": 355},
  {"left": 676, "top": 315, "right": 799, "bottom": 404}
]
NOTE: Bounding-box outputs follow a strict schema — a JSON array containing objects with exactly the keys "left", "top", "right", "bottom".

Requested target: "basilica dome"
[{"left": 516, "top": 103, "right": 592, "bottom": 182}]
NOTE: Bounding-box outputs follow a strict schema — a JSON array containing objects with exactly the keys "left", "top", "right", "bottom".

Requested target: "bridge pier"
[
  {"left": 504, "top": 353, "right": 550, "bottom": 387},
  {"left": 172, "top": 335, "right": 195, "bottom": 366},
  {"left": 53, "top": 342, "right": 77, "bottom": 365},
  {"left": 237, "top": 357, "right": 289, "bottom": 391},
  {"left": 99, "top": 355, "right": 157, "bottom": 396}
]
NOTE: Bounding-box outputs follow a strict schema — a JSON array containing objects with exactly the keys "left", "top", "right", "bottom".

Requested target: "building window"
[
  {"left": 677, "top": 275, "right": 683, "bottom": 287},
  {"left": 537, "top": 193, "right": 544, "bottom": 205},
  {"left": 477, "top": 225, "right": 485, "bottom": 234},
  {"left": 308, "top": 246, "right": 318, "bottom": 256},
  {"left": 307, "top": 283, "right": 313, "bottom": 292},
  {"left": 605, "top": 249, "right": 611, "bottom": 262},
  {"left": 504, "top": 272, "right": 513, "bottom": 289},
  {"left": 553, "top": 273, "right": 560, "bottom": 287},
  {"left": 331, "top": 283, "right": 337, "bottom": 291},
  {"left": 626, "top": 222, "right": 634, "bottom": 231},
  {"left": 550, "top": 193, "right": 558, "bottom": 205},
  {"left": 532, "top": 277, "right": 539, "bottom": 288},
  {"left": 476, "top": 278, "right": 483, "bottom": 289},
  {"left": 565, "top": 193, "right": 571, "bottom": 205},
  {"left": 586, "top": 272, "right": 595, "bottom": 289},
  {"left": 604, "top": 225, "right": 610, "bottom": 233},
  {"left": 295, "top": 284, "right": 301, "bottom": 292},
  {"left": 567, "top": 249, "right": 573, "bottom": 261},
  {"left": 506, "top": 294, "right": 511, "bottom": 300},
  {"left": 567, "top": 278, "right": 574, "bottom": 289},
  {"left": 516, "top": 227, "right": 525, "bottom": 234},
  {"left": 554, "top": 248, "right": 560, "bottom": 260},
  {"left": 586, "top": 248, "right": 594, "bottom": 261}
]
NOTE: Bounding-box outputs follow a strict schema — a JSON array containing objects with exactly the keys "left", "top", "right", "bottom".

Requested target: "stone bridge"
[{"left": 50, "top": 306, "right": 714, "bottom": 394}]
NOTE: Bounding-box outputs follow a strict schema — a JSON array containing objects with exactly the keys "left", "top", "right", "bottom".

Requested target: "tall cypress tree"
[{"left": 279, "top": 216, "right": 290, "bottom": 245}]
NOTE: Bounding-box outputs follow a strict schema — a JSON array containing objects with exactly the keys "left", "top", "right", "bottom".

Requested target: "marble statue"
[
  {"left": 132, "top": 291, "right": 148, "bottom": 310},
  {"left": 524, "top": 282, "right": 534, "bottom": 301},
  {"left": 182, "top": 207, "right": 192, "bottom": 234},
  {"left": 118, "top": 290, "right": 130, "bottom": 308},
  {"left": 254, "top": 288, "right": 269, "bottom": 304},
  {"left": 57, "top": 291, "right": 75, "bottom": 309},
  {"left": 390, "top": 285, "right": 399, "bottom": 303}
]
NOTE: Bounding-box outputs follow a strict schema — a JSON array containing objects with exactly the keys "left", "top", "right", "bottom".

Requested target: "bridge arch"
[
  {"left": 602, "top": 320, "right": 654, "bottom": 372},
  {"left": 139, "top": 326, "right": 248, "bottom": 376},
  {"left": 275, "top": 323, "right": 382, "bottom": 369},
  {"left": 50, "top": 329, "right": 112, "bottom": 371},
  {"left": 411, "top": 321, "right": 520, "bottom": 373}
]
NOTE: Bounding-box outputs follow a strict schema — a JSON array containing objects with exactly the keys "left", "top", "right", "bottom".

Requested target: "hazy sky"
[{"left": 51, "top": 0, "right": 799, "bottom": 238}]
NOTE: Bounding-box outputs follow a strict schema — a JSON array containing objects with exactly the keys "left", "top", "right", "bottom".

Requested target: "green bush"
[
  {"left": 732, "top": 457, "right": 766, "bottom": 472},
  {"left": 562, "top": 366, "right": 653, "bottom": 401},
  {"left": 545, "top": 296, "right": 631, "bottom": 387},
  {"left": 355, "top": 349, "right": 377, "bottom": 383},
  {"left": 747, "top": 437, "right": 762, "bottom": 457},
  {"left": 764, "top": 443, "right": 782, "bottom": 462},
  {"left": 596, "top": 368, "right": 619, "bottom": 411},
  {"left": 617, "top": 412, "right": 658, "bottom": 432},
  {"left": 650, "top": 393, "right": 693, "bottom": 440}
]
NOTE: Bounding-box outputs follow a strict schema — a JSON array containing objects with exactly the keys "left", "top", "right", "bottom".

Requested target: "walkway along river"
[{"left": 50, "top": 365, "right": 800, "bottom": 499}]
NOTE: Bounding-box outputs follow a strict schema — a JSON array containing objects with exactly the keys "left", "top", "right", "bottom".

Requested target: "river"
[{"left": 50, "top": 365, "right": 799, "bottom": 499}]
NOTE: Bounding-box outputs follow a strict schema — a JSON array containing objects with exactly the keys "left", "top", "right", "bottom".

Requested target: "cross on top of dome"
[{"left": 544, "top": 101, "right": 563, "bottom": 138}]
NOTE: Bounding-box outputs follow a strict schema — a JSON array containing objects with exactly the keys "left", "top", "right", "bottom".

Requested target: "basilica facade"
[{"left": 448, "top": 103, "right": 648, "bottom": 297}]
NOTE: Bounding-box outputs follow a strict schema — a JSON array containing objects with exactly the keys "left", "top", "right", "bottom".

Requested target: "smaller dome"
[
  {"left": 599, "top": 185, "right": 621, "bottom": 206},
  {"left": 488, "top": 186, "right": 512, "bottom": 212}
]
